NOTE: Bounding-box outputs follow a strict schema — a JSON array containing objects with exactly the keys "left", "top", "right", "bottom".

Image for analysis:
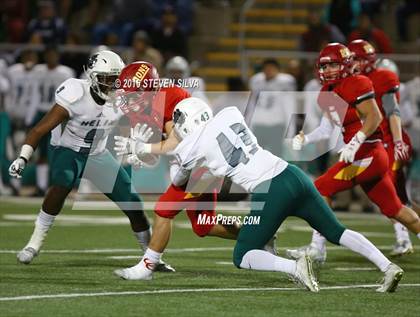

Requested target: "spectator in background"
[
  {"left": 300, "top": 11, "right": 345, "bottom": 52},
  {"left": 150, "top": 0, "right": 193, "bottom": 35},
  {"left": 27, "top": 1, "right": 67, "bottom": 44},
  {"left": 0, "top": 0, "right": 28, "bottom": 43},
  {"left": 122, "top": 31, "right": 163, "bottom": 72},
  {"left": 287, "top": 59, "right": 306, "bottom": 91},
  {"left": 91, "top": 0, "right": 153, "bottom": 46},
  {"left": 151, "top": 7, "right": 188, "bottom": 61},
  {"left": 324, "top": 0, "right": 361, "bottom": 36},
  {"left": 396, "top": 0, "right": 420, "bottom": 42},
  {"left": 360, "top": 0, "right": 384, "bottom": 20},
  {"left": 6, "top": 49, "right": 39, "bottom": 195},
  {"left": 348, "top": 13, "right": 393, "bottom": 53},
  {"left": 246, "top": 59, "right": 297, "bottom": 157}
]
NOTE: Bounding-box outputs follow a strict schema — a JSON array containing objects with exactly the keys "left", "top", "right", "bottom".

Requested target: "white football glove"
[
  {"left": 292, "top": 131, "right": 306, "bottom": 150},
  {"left": 394, "top": 140, "right": 409, "bottom": 161},
  {"left": 127, "top": 154, "right": 144, "bottom": 170},
  {"left": 131, "top": 123, "right": 154, "bottom": 142},
  {"left": 113, "top": 135, "right": 136, "bottom": 156},
  {"left": 9, "top": 158, "right": 26, "bottom": 178},
  {"left": 338, "top": 131, "right": 366, "bottom": 163}
]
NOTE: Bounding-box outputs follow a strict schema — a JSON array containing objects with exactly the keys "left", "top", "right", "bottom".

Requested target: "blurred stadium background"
[{"left": 0, "top": 0, "right": 419, "bottom": 210}]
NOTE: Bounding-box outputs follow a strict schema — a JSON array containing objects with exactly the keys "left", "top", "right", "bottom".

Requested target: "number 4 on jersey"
[{"left": 216, "top": 123, "right": 258, "bottom": 168}]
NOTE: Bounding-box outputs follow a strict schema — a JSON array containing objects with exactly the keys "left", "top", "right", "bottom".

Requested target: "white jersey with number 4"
[
  {"left": 173, "top": 107, "right": 288, "bottom": 192},
  {"left": 54, "top": 78, "right": 123, "bottom": 155}
]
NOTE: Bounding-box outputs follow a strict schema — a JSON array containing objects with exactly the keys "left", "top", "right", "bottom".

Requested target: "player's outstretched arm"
[
  {"left": 292, "top": 113, "right": 334, "bottom": 150},
  {"left": 9, "top": 104, "right": 69, "bottom": 178},
  {"left": 114, "top": 123, "right": 180, "bottom": 157}
]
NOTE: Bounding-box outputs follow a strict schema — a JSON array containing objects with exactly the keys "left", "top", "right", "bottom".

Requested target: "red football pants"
[
  {"left": 315, "top": 142, "right": 402, "bottom": 217},
  {"left": 154, "top": 170, "right": 218, "bottom": 237}
]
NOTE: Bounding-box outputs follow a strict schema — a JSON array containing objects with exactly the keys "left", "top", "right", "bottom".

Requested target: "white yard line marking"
[
  {"left": 335, "top": 267, "right": 376, "bottom": 271},
  {"left": 215, "top": 261, "right": 232, "bottom": 265},
  {"left": 0, "top": 284, "right": 419, "bottom": 302},
  {"left": 0, "top": 245, "right": 398, "bottom": 255}
]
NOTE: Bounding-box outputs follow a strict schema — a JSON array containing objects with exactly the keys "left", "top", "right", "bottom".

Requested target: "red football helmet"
[
  {"left": 316, "top": 43, "right": 354, "bottom": 85},
  {"left": 116, "top": 61, "right": 160, "bottom": 113},
  {"left": 348, "top": 39, "right": 377, "bottom": 74}
]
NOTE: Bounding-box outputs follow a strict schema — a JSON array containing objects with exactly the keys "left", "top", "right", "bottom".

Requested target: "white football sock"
[
  {"left": 36, "top": 164, "right": 49, "bottom": 191},
  {"left": 239, "top": 249, "right": 296, "bottom": 275},
  {"left": 143, "top": 248, "right": 162, "bottom": 265},
  {"left": 339, "top": 229, "right": 391, "bottom": 272},
  {"left": 417, "top": 233, "right": 420, "bottom": 240},
  {"left": 393, "top": 222, "right": 410, "bottom": 242},
  {"left": 26, "top": 210, "right": 56, "bottom": 252},
  {"left": 310, "top": 230, "right": 327, "bottom": 253},
  {"left": 134, "top": 229, "right": 151, "bottom": 251}
]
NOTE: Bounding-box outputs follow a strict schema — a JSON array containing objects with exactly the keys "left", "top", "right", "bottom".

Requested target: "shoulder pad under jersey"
[{"left": 55, "top": 78, "right": 85, "bottom": 105}]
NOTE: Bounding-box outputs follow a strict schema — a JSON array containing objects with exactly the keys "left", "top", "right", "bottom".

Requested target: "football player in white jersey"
[
  {"left": 8, "top": 50, "right": 173, "bottom": 271},
  {"left": 114, "top": 97, "right": 403, "bottom": 293},
  {"left": 246, "top": 58, "right": 297, "bottom": 156},
  {"left": 6, "top": 49, "right": 39, "bottom": 194},
  {"left": 165, "top": 55, "right": 209, "bottom": 103},
  {"left": 26, "top": 45, "right": 75, "bottom": 196}
]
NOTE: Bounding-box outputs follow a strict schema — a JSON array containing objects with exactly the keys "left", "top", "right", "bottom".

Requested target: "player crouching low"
[{"left": 113, "top": 97, "right": 404, "bottom": 293}]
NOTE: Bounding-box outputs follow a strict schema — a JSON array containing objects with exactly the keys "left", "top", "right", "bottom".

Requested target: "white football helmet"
[
  {"left": 173, "top": 97, "right": 213, "bottom": 139},
  {"left": 377, "top": 58, "right": 399, "bottom": 76},
  {"left": 85, "top": 50, "right": 125, "bottom": 100},
  {"left": 166, "top": 56, "right": 190, "bottom": 79}
]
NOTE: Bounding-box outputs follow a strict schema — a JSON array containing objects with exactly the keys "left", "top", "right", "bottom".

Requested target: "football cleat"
[
  {"left": 114, "top": 260, "right": 154, "bottom": 281},
  {"left": 376, "top": 263, "right": 403, "bottom": 293},
  {"left": 264, "top": 235, "right": 278, "bottom": 256},
  {"left": 286, "top": 245, "right": 327, "bottom": 265},
  {"left": 154, "top": 260, "right": 176, "bottom": 273},
  {"left": 293, "top": 254, "right": 319, "bottom": 292},
  {"left": 17, "top": 247, "right": 38, "bottom": 264},
  {"left": 389, "top": 240, "right": 414, "bottom": 257}
]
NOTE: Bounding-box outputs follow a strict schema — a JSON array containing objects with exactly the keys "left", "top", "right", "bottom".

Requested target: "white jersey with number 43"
[
  {"left": 173, "top": 107, "right": 288, "bottom": 192},
  {"left": 54, "top": 78, "right": 123, "bottom": 155}
]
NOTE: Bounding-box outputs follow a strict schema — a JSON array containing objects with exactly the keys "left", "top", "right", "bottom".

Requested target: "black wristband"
[{"left": 19, "top": 156, "right": 28, "bottom": 164}]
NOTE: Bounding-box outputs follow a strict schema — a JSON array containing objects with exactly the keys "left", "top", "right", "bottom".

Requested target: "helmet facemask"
[{"left": 89, "top": 72, "right": 120, "bottom": 101}]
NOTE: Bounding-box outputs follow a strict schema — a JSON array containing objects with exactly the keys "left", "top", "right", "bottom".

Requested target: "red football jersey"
[
  {"left": 367, "top": 68, "right": 400, "bottom": 144},
  {"left": 318, "top": 75, "right": 382, "bottom": 143},
  {"left": 122, "top": 86, "right": 191, "bottom": 141}
]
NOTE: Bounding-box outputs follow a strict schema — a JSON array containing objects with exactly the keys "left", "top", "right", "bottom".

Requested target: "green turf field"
[{"left": 0, "top": 199, "right": 419, "bottom": 317}]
